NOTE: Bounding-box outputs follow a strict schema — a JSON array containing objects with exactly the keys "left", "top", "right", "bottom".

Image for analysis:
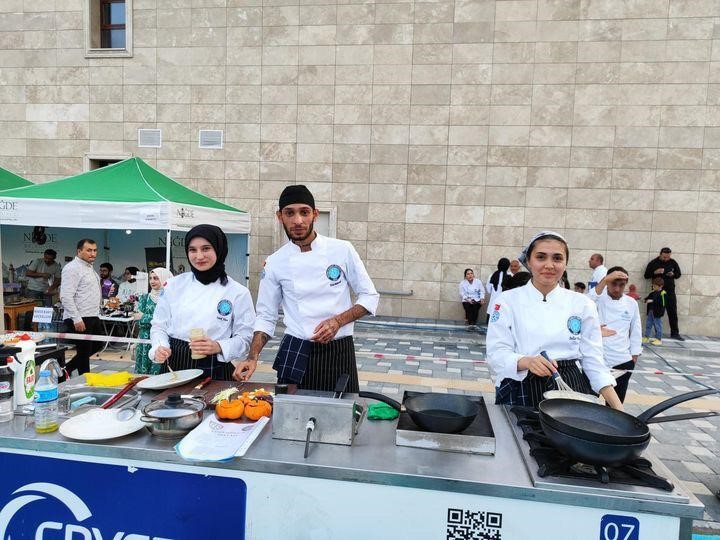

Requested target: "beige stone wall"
[{"left": 2, "top": 0, "right": 720, "bottom": 335}]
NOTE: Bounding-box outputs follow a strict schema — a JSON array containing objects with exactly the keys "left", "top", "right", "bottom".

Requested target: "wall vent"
[
  {"left": 199, "top": 129, "right": 223, "bottom": 149},
  {"left": 137, "top": 129, "right": 161, "bottom": 148}
]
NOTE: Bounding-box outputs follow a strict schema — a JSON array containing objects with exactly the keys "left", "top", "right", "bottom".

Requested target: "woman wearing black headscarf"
[
  {"left": 149, "top": 224, "right": 256, "bottom": 380},
  {"left": 485, "top": 258, "right": 511, "bottom": 323}
]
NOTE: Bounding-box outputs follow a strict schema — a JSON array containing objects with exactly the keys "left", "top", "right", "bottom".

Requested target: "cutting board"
[{"left": 152, "top": 381, "right": 274, "bottom": 408}]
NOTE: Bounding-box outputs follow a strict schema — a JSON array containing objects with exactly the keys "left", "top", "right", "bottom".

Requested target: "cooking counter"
[{"left": 0, "top": 389, "right": 704, "bottom": 540}]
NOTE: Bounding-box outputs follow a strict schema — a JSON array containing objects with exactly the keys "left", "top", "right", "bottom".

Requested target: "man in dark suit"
[{"left": 644, "top": 247, "right": 683, "bottom": 340}]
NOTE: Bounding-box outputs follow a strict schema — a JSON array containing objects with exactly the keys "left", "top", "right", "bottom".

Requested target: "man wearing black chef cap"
[{"left": 233, "top": 185, "right": 379, "bottom": 392}]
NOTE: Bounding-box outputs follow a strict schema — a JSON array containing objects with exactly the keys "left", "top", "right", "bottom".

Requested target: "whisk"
[{"left": 540, "top": 351, "right": 575, "bottom": 392}]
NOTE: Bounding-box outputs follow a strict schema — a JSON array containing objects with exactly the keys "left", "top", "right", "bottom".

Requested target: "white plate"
[
  {"left": 0, "top": 331, "right": 45, "bottom": 344},
  {"left": 135, "top": 369, "right": 204, "bottom": 390},
  {"left": 59, "top": 408, "right": 145, "bottom": 441}
]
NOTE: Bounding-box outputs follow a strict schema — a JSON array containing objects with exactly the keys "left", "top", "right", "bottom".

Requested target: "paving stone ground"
[{"left": 89, "top": 316, "right": 720, "bottom": 534}]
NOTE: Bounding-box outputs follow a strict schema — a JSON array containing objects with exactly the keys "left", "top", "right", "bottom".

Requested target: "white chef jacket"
[
  {"left": 150, "top": 273, "right": 255, "bottom": 363},
  {"left": 255, "top": 234, "right": 379, "bottom": 340},
  {"left": 587, "top": 288, "right": 642, "bottom": 368},
  {"left": 485, "top": 272, "right": 510, "bottom": 315},
  {"left": 459, "top": 279, "right": 485, "bottom": 303},
  {"left": 486, "top": 281, "right": 616, "bottom": 393},
  {"left": 588, "top": 265, "right": 608, "bottom": 290}
]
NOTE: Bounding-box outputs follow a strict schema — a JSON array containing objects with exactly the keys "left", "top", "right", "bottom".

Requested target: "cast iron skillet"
[
  {"left": 359, "top": 391, "right": 479, "bottom": 433},
  {"left": 539, "top": 388, "right": 719, "bottom": 445}
]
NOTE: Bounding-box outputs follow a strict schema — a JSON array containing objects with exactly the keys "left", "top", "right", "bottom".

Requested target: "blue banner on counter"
[{"left": 0, "top": 451, "right": 246, "bottom": 539}]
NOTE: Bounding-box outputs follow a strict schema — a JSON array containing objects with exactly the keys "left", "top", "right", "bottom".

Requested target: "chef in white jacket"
[
  {"left": 587, "top": 266, "right": 642, "bottom": 403},
  {"left": 233, "top": 185, "right": 379, "bottom": 392},
  {"left": 150, "top": 224, "right": 256, "bottom": 380},
  {"left": 486, "top": 231, "right": 622, "bottom": 410},
  {"left": 459, "top": 268, "right": 485, "bottom": 327}
]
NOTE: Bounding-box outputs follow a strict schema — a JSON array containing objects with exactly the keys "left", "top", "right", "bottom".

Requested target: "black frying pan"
[
  {"left": 359, "top": 391, "right": 479, "bottom": 433},
  {"left": 539, "top": 388, "right": 719, "bottom": 445},
  {"left": 540, "top": 416, "right": 653, "bottom": 467}
]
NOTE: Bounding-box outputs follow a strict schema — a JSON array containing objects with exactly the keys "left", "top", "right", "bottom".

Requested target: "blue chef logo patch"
[
  {"left": 326, "top": 264, "right": 342, "bottom": 281},
  {"left": 217, "top": 299, "right": 233, "bottom": 316},
  {"left": 490, "top": 310, "right": 500, "bottom": 323},
  {"left": 567, "top": 315, "right": 582, "bottom": 335}
]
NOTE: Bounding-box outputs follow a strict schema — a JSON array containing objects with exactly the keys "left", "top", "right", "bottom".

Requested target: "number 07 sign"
[{"left": 600, "top": 514, "right": 640, "bottom": 540}]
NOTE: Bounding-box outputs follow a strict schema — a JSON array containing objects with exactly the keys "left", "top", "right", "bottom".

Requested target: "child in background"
[
  {"left": 573, "top": 282, "right": 586, "bottom": 294},
  {"left": 626, "top": 283, "right": 640, "bottom": 300},
  {"left": 643, "top": 277, "right": 666, "bottom": 345}
]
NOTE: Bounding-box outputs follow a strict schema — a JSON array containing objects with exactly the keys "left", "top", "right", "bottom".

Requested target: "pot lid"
[{"left": 143, "top": 393, "right": 204, "bottom": 418}]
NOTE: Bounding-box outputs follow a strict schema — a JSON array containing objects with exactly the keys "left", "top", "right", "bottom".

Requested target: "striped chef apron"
[
  {"left": 160, "top": 337, "right": 234, "bottom": 381},
  {"left": 275, "top": 335, "right": 359, "bottom": 393},
  {"left": 495, "top": 359, "right": 593, "bottom": 408}
]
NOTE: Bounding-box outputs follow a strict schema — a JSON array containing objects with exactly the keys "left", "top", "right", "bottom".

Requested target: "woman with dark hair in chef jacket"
[
  {"left": 150, "top": 224, "right": 256, "bottom": 380},
  {"left": 485, "top": 258, "right": 511, "bottom": 324},
  {"left": 486, "top": 231, "right": 623, "bottom": 410}
]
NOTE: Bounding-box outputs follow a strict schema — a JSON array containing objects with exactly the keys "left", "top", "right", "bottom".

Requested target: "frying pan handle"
[
  {"left": 358, "top": 391, "right": 401, "bottom": 411},
  {"left": 636, "top": 388, "right": 719, "bottom": 424},
  {"left": 645, "top": 411, "right": 719, "bottom": 424},
  {"left": 333, "top": 374, "right": 350, "bottom": 399}
]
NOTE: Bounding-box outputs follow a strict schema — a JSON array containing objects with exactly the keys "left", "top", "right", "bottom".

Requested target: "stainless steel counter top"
[{"left": 0, "top": 389, "right": 704, "bottom": 520}]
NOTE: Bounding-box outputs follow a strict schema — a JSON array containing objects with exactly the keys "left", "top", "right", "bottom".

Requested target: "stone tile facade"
[{"left": 2, "top": 0, "right": 719, "bottom": 335}]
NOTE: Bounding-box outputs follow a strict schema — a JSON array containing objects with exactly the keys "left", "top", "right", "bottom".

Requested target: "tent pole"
[
  {"left": 165, "top": 230, "right": 171, "bottom": 272},
  {"left": 0, "top": 226, "right": 4, "bottom": 332}
]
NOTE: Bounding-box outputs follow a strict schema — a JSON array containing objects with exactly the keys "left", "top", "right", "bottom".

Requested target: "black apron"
[
  {"left": 276, "top": 335, "right": 359, "bottom": 393},
  {"left": 160, "top": 336, "right": 234, "bottom": 381},
  {"left": 495, "top": 359, "right": 593, "bottom": 408}
]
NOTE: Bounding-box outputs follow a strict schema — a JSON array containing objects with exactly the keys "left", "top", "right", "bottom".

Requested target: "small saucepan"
[
  {"left": 359, "top": 391, "right": 479, "bottom": 433},
  {"left": 141, "top": 394, "right": 205, "bottom": 439}
]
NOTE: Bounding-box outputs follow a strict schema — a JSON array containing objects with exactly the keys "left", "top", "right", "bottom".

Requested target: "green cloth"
[{"left": 367, "top": 402, "right": 399, "bottom": 420}]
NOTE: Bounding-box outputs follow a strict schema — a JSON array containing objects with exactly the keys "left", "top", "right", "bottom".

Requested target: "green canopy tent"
[
  {"left": 0, "top": 159, "right": 250, "bottom": 331},
  {"left": 0, "top": 167, "right": 32, "bottom": 191}
]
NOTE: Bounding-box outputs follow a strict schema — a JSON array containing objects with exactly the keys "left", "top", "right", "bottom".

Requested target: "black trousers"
[
  {"left": 665, "top": 290, "right": 680, "bottom": 335},
  {"left": 462, "top": 302, "right": 481, "bottom": 325},
  {"left": 612, "top": 359, "right": 636, "bottom": 403},
  {"left": 63, "top": 317, "right": 103, "bottom": 376}
]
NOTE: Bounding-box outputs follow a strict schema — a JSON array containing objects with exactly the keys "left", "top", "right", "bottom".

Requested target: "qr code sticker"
[{"left": 446, "top": 508, "right": 502, "bottom": 540}]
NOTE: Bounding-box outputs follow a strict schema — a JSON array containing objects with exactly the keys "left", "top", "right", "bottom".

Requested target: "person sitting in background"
[
  {"left": 459, "top": 268, "right": 485, "bottom": 328},
  {"left": 573, "top": 282, "right": 586, "bottom": 294},
  {"left": 117, "top": 266, "right": 140, "bottom": 303},
  {"left": 134, "top": 267, "right": 173, "bottom": 375},
  {"left": 25, "top": 249, "right": 61, "bottom": 307},
  {"left": 643, "top": 277, "right": 666, "bottom": 345}
]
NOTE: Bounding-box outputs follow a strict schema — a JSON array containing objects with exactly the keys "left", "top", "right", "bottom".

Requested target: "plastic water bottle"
[{"left": 34, "top": 369, "right": 58, "bottom": 433}]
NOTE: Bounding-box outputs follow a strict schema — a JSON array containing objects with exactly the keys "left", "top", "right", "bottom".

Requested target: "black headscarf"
[
  {"left": 489, "top": 258, "right": 511, "bottom": 290},
  {"left": 185, "top": 224, "right": 228, "bottom": 286}
]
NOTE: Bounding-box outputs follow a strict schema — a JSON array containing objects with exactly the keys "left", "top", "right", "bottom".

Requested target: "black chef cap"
[
  {"left": 279, "top": 184, "right": 315, "bottom": 210},
  {"left": 185, "top": 224, "right": 228, "bottom": 286}
]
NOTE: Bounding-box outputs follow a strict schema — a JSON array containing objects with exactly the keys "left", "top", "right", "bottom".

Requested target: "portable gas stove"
[
  {"left": 504, "top": 406, "right": 690, "bottom": 503},
  {"left": 395, "top": 391, "right": 495, "bottom": 454}
]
